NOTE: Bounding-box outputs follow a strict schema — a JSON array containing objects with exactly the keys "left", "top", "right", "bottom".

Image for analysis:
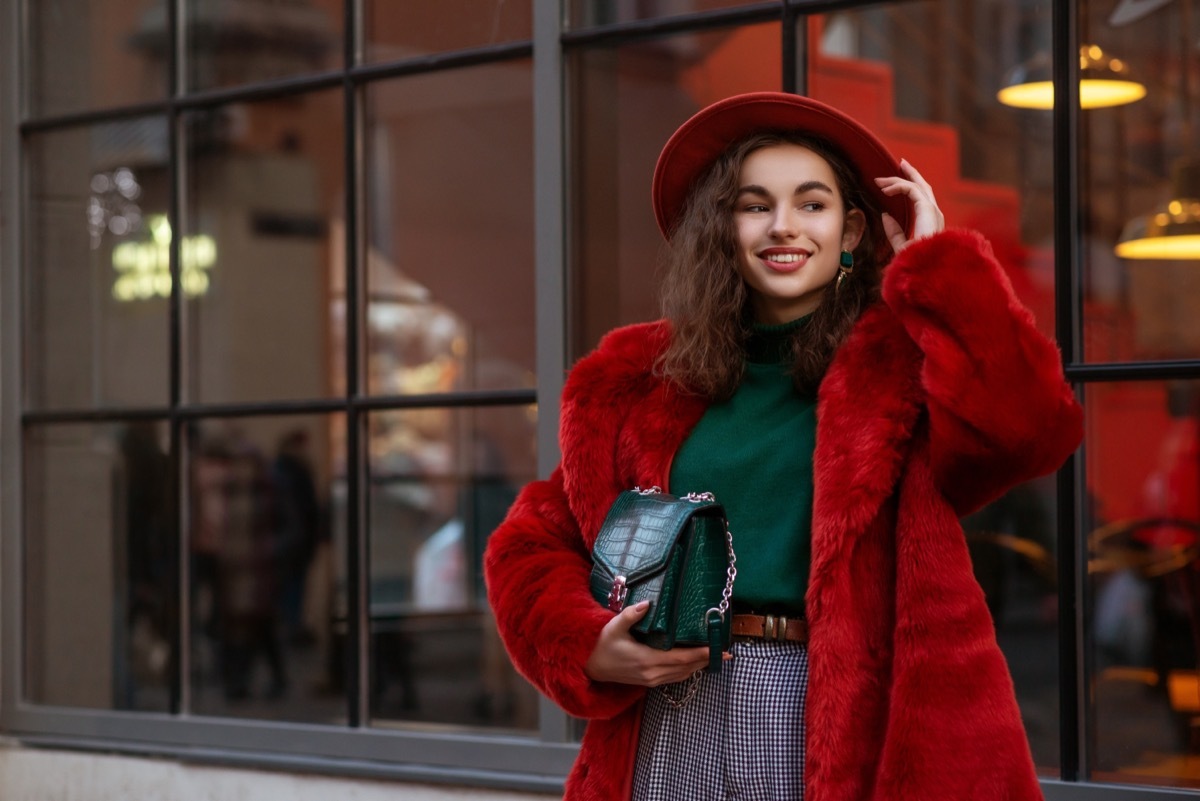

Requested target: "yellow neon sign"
[{"left": 111, "top": 215, "right": 216, "bottom": 301}]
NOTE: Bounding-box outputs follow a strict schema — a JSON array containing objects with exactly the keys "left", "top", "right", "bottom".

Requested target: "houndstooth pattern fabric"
[{"left": 631, "top": 639, "right": 809, "bottom": 801}]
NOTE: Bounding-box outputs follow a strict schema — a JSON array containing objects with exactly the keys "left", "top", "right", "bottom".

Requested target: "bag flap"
[{"left": 591, "top": 491, "right": 724, "bottom": 582}]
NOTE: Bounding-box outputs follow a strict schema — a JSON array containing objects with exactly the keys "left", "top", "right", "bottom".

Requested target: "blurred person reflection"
[
  {"left": 119, "top": 421, "right": 172, "bottom": 707},
  {"left": 271, "top": 428, "right": 323, "bottom": 647},
  {"left": 191, "top": 427, "right": 288, "bottom": 701}
]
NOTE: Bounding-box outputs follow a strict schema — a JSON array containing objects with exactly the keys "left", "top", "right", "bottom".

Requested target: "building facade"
[{"left": 2, "top": 0, "right": 1199, "bottom": 798}]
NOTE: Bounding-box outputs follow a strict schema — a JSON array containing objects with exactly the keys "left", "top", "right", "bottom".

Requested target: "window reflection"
[
  {"left": 187, "top": 415, "right": 343, "bottom": 722},
  {"left": 567, "top": 0, "right": 766, "bottom": 28},
  {"left": 568, "top": 24, "right": 782, "bottom": 358},
  {"left": 364, "top": 0, "right": 531, "bottom": 62},
  {"left": 186, "top": 0, "right": 341, "bottom": 92},
  {"left": 183, "top": 90, "right": 344, "bottom": 404},
  {"left": 1083, "top": 0, "right": 1200, "bottom": 361},
  {"left": 365, "top": 405, "right": 539, "bottom": 731},
  {"left": 24, "top": 422, "right": 174, "bottom": 712},
  {"left": 28, "top": 0, "right": 166, "bottom": 117},
  {"left": 364, "top": 62, "right": 535, "bottom": 395},
  {"left": 26, "top": 119, "right": 171, "bottom": 411},
  {"left": 1086, "top": 381, "right": 1200, "bottom": 788}
]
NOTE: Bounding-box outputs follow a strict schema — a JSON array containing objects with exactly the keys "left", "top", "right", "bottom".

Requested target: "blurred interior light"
[
  {"left": 997, "top": 44, "right": 1147, "bottom": 109},
  {"left": 1116, "top": 159, "right": 1200, "bottom": 260}
]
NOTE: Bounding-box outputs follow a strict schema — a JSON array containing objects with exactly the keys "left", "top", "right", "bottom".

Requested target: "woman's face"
[{"left": 733, "top": 143, "right": 865, "bottom": 324}]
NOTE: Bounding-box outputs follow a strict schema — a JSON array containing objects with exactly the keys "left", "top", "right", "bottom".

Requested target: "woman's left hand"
[{"left": 874, "top": 159, "right": 945, "bottom": 253}]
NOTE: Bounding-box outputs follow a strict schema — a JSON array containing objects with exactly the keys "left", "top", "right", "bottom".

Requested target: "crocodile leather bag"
[{"left": 589, "top": 487, "right": 736, "bottom": 674}]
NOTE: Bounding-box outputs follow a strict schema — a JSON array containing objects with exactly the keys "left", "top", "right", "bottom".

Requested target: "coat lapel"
[{"left": 812, "top": 304, "right": 925, "bottom": 560}]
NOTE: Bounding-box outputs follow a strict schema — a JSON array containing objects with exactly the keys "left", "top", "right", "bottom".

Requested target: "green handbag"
[{"left": 589, "top": 487, "right": 737, "bottom": 688}]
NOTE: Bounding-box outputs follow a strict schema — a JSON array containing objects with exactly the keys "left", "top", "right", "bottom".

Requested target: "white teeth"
[{"left": 764, "top": 253, "right": 803, "bottom": 263}]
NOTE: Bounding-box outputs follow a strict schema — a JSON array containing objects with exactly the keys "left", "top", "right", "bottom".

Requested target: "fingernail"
[{"left": 636, "top": 600, "right": 649, "bottom": 609}]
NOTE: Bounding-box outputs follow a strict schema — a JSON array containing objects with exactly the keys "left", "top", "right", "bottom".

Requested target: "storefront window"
[
  {"left": 366, "top": 405, "right": 538, "bottom": 730},
  {"left": 363, "top": 62, "right": 536, "bottom": 396},
  {"left": 1085, "top": 380, "right": 1200, "bottom": 789},
  {"left": 27, "top": 0, "right": 166, "bottom": 117},
  {"left": 182, "top": 89, "right": 344, "bottom": 405},
  {"left": 186, "top": 0, "right": 343, "bottom": 92},
  {"left": 186, "top": 413, "right": 344, "bottom": 722},
  {"left": 25, "top": 118, "right": 171, "bottom": 411},
  {"left": 567, "top": 23, "right": 781, "bottom": 359},
  {"left": 24, "top": 421, "right": 174, "bottom": 712},
  {"left": 364, "top": 0, "right": 531, "bottom": 63},
  {"left": 566, "top": 0, "right": 770, "bottom": 28},
  {"left": 1081, "top": 0, "right": 1200, "bottom": 363}
]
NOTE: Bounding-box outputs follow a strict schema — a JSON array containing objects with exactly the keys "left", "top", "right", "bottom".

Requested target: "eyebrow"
[{"left": 737, "top": 180, "right": 835, "bottom": 198}]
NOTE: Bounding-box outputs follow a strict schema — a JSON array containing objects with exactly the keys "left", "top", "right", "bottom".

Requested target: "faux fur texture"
[{"left": 483, "top": 228, "right": 1083, "bottom": 801}]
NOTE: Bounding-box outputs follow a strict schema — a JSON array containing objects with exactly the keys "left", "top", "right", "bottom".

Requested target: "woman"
[{"left": 484, "top": 92, "right": 1082, "bottom": 800}]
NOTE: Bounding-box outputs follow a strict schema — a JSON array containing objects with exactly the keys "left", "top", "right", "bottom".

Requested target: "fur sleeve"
[
  {"left": 483, "top": 468, "right": 644, "bottom": 719},
  {"left": 880, "top": 229, "right": 1083, "bottom": 515}
]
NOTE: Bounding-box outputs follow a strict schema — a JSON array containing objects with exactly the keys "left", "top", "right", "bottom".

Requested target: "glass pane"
[
  {"left": 809, "top": 3, "right": 1060, "bottom": 773},
  {"left": 1082, "top": 1, "right": 1200, "bottom": 362},
  {"left": 568, "top": 24, "right": 782, "bottom": 358},
  {"left": 364, "top": 61, "right": 535, "bottom": 396},
  {"left": 187, "top": 414, "right": 344, "bottom": 722},
  {"left": 567, "top": 0, "right": 767, "bottom": 28},
  {"left": 1084, "top": 381, "right": 1200, "bottom": 788},
  {"left": 24, "top": 421, "right": 174, "bottom": 712},
  {"left": 28, "top": 0, "right": 167, "bottom": 117},
  {"left": 962, "top": 478, "right": 1060, "bottom": 771},
  {"left": 809, "top": 3, "right": 1057, "bottom": 325},
  {"left": 186, "top": 0, "right": 343, "bottom": 92},
  {"left": 364, "top": 0, "right": 531, "bottom": 63},
  {"left": 366, "top": 405, "right": 539, "bottom": 730},
  {"left": 182, "top": 90, "right": 344, "bottom": 404},
  {"left": 26, "top": 119, "right": 170, "bottom": 410}
]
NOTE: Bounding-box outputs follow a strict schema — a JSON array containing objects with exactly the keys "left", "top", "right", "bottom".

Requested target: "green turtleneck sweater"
[{"left": 668, "top": 316, "right": 816, "bottom": 614}]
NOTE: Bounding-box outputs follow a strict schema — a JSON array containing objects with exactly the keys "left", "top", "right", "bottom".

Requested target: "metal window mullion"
[
  {"left": 782, "top": 3, "right": 799, "bottom": 94},
  {"left": 344, "top": 49, "right": 368, "bottom": 726},
  {"left": 168, "top": 24, "right": 189, "bottom": 718},
  {"left": 534, "top": 0, "right": 570, "bottom": 745},
  {"left": 1052, "top": 0, "right": 1082, "bottom": 783},
  {"left": 2, "top": 0, "right": 26, "bottom": 725}
]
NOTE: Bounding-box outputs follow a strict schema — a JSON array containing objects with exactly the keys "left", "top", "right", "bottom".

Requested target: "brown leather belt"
[{"left": 731, "top": 613, "right": 808, "bottom": 643}]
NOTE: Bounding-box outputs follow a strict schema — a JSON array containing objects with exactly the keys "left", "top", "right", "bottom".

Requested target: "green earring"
[{"left": 836, "top": 250, "right": 854, "bottom": 292}]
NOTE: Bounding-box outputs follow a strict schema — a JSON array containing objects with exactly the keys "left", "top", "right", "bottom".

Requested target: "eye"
[
  {"left": 799, "top": 201, "right": 825, "bottom": 212},
  {"left": 740, "top": 203, "right": 770, "bottom": 213}
]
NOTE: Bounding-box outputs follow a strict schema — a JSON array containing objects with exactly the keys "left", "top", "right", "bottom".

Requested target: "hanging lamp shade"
[
  {"left": 1116, "top": 159, "right": 1200, "bottom": 260},
  {"left": 997, "top": 44, "right": 1147, "bottom": 109}
]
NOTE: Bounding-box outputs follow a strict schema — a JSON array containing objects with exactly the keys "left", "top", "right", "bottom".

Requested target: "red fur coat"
[{"left": 484, "top": 229, "right": 1083, "bottom": 800}]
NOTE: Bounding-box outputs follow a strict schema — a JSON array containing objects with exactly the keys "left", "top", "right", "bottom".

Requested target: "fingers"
[
  {"left": 643, "top": 648, "right": 710, "bottom": 686},
  {"left": 873, "top": 158, "right": 945, "bottom": 250},
  {"left": 881, "top": 212, "right": 907, "bottom": 253},
  {"left": 608, "top": 600, "right": 650, "bottom": 634}
]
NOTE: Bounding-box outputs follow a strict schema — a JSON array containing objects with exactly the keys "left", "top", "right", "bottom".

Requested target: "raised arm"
[{"left": 880, "top": 228, "right": 1083, "bottom": 515}]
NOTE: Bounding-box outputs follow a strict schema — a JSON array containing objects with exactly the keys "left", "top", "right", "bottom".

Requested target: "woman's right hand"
[{"left": 584, "top": 600, "right": 711, "bottom": 686}]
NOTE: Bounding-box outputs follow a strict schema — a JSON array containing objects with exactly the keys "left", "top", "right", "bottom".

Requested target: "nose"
[{"left": 768, "top": 207, "right": 799, "bottom": 239}]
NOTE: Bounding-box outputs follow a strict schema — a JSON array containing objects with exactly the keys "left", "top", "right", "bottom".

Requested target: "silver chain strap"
[{"left": 656, "top": 490, "right": 737, "bottom": 710}]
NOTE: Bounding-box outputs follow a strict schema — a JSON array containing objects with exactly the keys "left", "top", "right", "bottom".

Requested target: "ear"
[{"left": 842, "top": 208, "right": 866, "bottom": 252}]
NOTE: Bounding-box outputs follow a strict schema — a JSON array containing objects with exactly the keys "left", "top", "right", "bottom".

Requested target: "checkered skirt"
[{"left": 631, "top": 639, "right": 809, "bottom": 800}]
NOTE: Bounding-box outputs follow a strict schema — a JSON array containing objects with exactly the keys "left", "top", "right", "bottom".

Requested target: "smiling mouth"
[{"left": 761, "top": 252, "right": 805, "bottom": 263}]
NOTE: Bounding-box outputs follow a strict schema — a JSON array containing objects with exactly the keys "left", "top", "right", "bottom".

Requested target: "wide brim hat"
[{"left": 651, "top": 91, "right": 911, "bottom": 240}]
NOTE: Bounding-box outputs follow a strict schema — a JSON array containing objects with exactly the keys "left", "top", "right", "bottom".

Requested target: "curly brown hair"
[{"left": 656, "top": 130, "right": 891, "bottom": 400}]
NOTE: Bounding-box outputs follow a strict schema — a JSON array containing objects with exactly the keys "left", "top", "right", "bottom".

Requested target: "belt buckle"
[{"left": 764, "top": 614, "right": 788, "bottom": 641}]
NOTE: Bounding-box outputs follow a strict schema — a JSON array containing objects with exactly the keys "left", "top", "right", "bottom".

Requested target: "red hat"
[{"left": 651, "top": 92, "right": 911, "bottom": 240}]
